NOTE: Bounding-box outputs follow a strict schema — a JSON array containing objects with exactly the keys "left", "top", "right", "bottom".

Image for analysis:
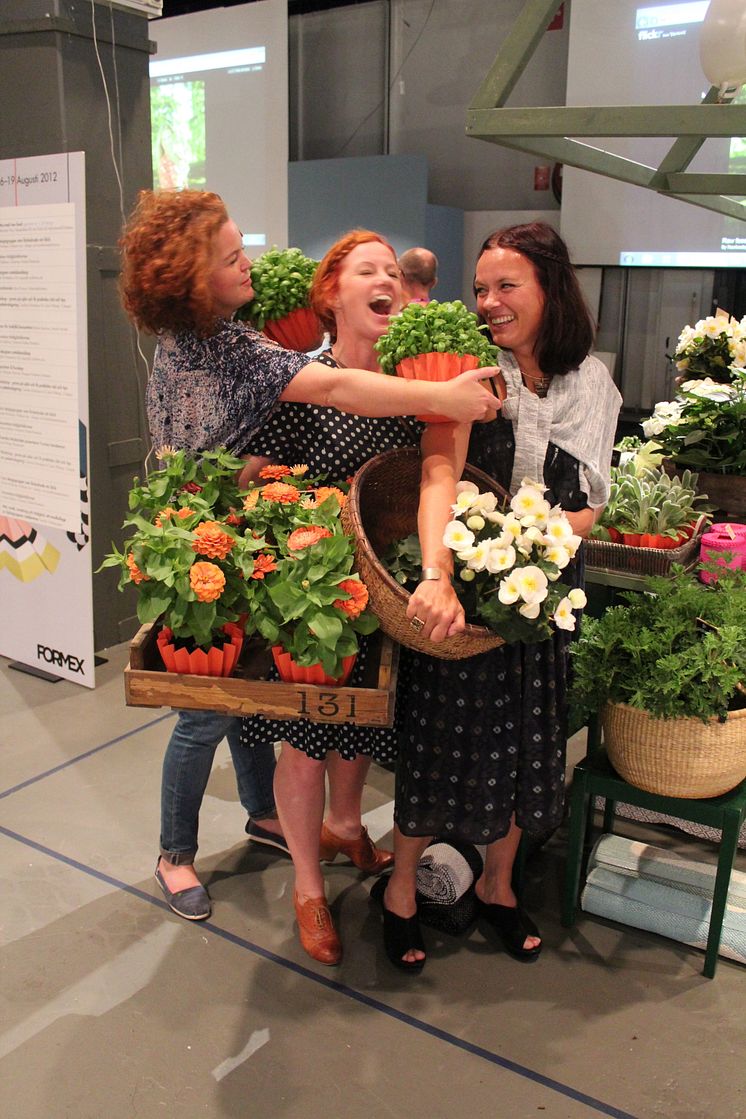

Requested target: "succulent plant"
[{"left": 592, "top": 462, "right": 710, "bottom": 543}]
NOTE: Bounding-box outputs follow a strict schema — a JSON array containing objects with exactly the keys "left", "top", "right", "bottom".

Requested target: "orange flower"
[
  {"left": 312, "top": 485, "right": 347, "bottom": 510},
  {"left": 258, "top": 464, "right": 292, "bottom": 480},
  {"left": 287, "top": 525, "right": 333, "bottom": 552},
  {"left": 333, "top": 578, "right": 369, "bottom": 618},
  {"left": 155, "top": 506, "right": 194, "bottom": 527},
  {"left": 290, "top": 464, "right": 309, "bottom": 476},
  {"left": 190, "top": 561, "right": 225, "bottom": 602},
  {"left": 262, "top": 481, "right": 301, "bottom": 505},
  {"left": 192, "top": 520, "right": 234, "bottom": 559},
  {"left": 126, "top": 552, "right": 149, "bottom": 584},
  {"left": 243, "top": 489, "right": 260, "bottom": 511},
  {"left": 251, "top": 553, "right": 278, "bottom": 580},
  {"left": 225, "top": 510, "right": 242, "bottom": 526}
]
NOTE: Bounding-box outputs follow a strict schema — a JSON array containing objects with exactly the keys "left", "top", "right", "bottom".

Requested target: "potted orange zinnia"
[
  {"left": 100, "top": 448, "right": 258, "bottom": 676},
  {"left": 238, "top": 464, "right": 379, "bottom": 683}
]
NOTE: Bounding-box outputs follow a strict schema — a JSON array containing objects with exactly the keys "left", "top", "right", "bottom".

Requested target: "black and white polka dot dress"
[
  {"left": 239, "top": 352, "right": 419, "bottom": 762},
  {"left": 395, "top": 411, "right": 588, "bottom": 844}
]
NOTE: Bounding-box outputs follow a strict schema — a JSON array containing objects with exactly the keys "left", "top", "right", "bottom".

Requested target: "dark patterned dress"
[
  {"left": 394, "top": 413, "right": 588, "bottom": 844},
  {"left": 239, "top": 352, "right": 419, "bottom": 762}
]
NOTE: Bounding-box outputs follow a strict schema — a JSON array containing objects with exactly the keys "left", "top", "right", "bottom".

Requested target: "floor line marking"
[
  {"left": 0, "top": 711, "right": 176, "bottom": 801},
  {"left": 0, "top": 823, "right": 640, "bottom": 1119}
]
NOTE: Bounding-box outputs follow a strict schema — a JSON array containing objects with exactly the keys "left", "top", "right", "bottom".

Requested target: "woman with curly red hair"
[
  {"left": 119, "top": 192, "right": 500, "bottom": 926},
  {"left": 238, "top": 229, "right": 456, "bottom": 965}
]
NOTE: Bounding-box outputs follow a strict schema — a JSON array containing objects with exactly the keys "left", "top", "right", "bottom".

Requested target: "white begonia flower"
[
  {"left": 544, "top": 515, "right": 574, "bottom": 545},
  {"left": 683, "top": 378, "right": 735, "bottom": 402},
  {"left": 485, "top": 510, "right": 504, "bottom": 524},
  {"left": 565, "top": 534, "right": 583, "bottom": 558},
  {"left": 484, "top": 543, "right": 516, "bottom": 574},
  {"left": 456, "top": 480, "right": 479, "bottom": 495},
  {"left": 734, "top": 340, "right": 746, "bottom": 365},
  {"left": 519, "top": 601, "right": 542, "bottom": 620},
  {"left": 553, "top": 597, "right": 577, "bottom": 631},
  {"left": 699, "top": 317, "right": 727, "bottom": 338},
  {"left": 466, "top": 514, "right": 485, "bottom": 532},
  {"left": 676, "top": 324, "right": 696, "bottom": 349},
  {"left": 512, "top": 565, "right": 549, "bottom": 605},
  {"left": 452, "top": 490, "right": 478, "bottom": 515},
  {"left": 457, "top": 547, "right": 476, "bottom": 562},
  {"left": 511, "top": 484, "right": 551, "bottom": 521},
  {"left": 522, "top": 525, "right": 544, "bottom": 545},
  {"left": 544, "top": 544, "right": 571, "bottom": 570},
  {"left": 443, "top": 521, "right": 475, "bottom": 550},
  {"left": 497, "top": 576, "right": 520, "bottom": 604},
  {"left": 568, "top": 587, "right": 587, "bottom": 609},
  {"left": 501, "top": 514, "right": 523, "bottom": 541},
  {"left": 464, "top": 540, "right": 490, "bottom": 571},
  {"left": 470, "top": 491, "right": 499, "bottom": 514}
]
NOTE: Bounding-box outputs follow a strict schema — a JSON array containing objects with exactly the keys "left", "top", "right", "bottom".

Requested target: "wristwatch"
[{"left": 420, "top": 567, "right": 443, "bottom": 582}]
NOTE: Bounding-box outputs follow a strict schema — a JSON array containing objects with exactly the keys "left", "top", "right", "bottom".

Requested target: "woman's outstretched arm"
[{"left": 281, "top": 363, "right": 500, "bottom": 425}]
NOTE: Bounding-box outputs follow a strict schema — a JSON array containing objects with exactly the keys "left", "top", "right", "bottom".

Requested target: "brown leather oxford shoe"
[
  {"left": 319, "top": 822, "right": 394, "bottom": 874},
  {"left": 293, "top": 892, "right": 342, "bottom": 966}
]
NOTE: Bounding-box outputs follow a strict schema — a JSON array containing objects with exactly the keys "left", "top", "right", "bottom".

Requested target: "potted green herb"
[
  {"left": 236, "top": 246, "right": 322, "bottom": 351},
  {"left": 374, "top": 299, "right": 500, "bottom": 419},
  {"left": 569, "top": 566, "right": 746, "bottom": 797}
]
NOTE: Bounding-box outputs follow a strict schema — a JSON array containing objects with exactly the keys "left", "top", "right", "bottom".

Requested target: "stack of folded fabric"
[
  {"left": 581, "top": 834, "right": 746, "bottom": 964},
  {"left": 415, "top": 842, "right": 484, "bottom": 935}
]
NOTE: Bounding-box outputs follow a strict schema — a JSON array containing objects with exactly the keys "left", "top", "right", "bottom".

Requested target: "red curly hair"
[
  {"left": 119, "top": 189, "right": 230, "bottom": 336},
  {"left": 310, "top": 229, "right": 397, "bottom": 341}
]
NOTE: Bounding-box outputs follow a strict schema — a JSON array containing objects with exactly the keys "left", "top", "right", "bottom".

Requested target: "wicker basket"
[
  {"left": 602, "top": 701, "right": 746, "bottom": 798},
  {"left": 342, "top": 447, "right": 510, "bottom": 659},
  {"left": 585, "top": 530, "right": 703, "bottom": 577}
]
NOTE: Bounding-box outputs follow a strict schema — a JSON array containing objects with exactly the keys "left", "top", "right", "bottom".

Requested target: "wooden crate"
[{"left": 124, "top": 623, "right": 399, "bottom": 726}]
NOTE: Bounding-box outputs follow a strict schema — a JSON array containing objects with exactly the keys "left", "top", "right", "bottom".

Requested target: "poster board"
[{"left": 0, "top": 151, "right": 95, "bottom": 687}]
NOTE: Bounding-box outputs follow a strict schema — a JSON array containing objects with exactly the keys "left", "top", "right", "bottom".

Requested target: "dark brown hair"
[
  {"left": 475, "top": 222, "right": 595, "bottom": 376},
  {"left": 119, "top": 189, "right": 229, "bottom": 336}
]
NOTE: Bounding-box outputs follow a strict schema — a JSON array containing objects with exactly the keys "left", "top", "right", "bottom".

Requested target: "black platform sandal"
[
  {"left": 370, "top": 876, "right": 426, "bottom": 973},
  {"left": 476, "top": 898, "right": 542, "bottom": 962}
]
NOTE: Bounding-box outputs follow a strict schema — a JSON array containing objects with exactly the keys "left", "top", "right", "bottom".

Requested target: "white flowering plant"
[
  {"left": 386, "top": 479, "right": 587, "bottom": 644},
  {"left": 642, "top": 368, "right": 746, "bottom": 475},
  {"left": 671, "top": 315, "right": 746, "bottom": 383},
  {"left": 442, "top": 479, "right": 587, "bottom": 643}
]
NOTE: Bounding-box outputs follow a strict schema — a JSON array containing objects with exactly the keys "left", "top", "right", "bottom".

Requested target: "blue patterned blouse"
[{"left": 146, "top": 319, "right": 312, "bottom": 455}]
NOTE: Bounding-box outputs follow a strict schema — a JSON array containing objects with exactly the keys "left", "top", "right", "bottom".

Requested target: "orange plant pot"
[
  {"left": 395, "top": 352, "right": 481, "bottom": 422},
  {"left": 262, "top": 307, "right": 324, "bottom": 352},
  {"left": 157, "top": 622, "right": 244, "bottom": 677},
  {"left": 271, "top": 645, "right": 357, "bottom": 686}
]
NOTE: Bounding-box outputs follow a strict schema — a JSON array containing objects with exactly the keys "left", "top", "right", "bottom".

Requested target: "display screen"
[
  {"left": 149, "top": 1, "right": 288, "bottom": 251},
  {"left": 561, "top": 0, "right": 746, "bottom": 266}
]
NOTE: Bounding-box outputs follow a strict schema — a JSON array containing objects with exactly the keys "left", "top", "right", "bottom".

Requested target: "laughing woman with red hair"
[{"left": 239, "top": 229, "right": 455, "bottom": 965}]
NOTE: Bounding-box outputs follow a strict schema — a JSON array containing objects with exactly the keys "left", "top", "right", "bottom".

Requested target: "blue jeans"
[{"left": 160, "top": 710, "right": 277, "bottom": 864}]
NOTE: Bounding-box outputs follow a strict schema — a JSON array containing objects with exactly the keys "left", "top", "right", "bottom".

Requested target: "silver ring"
[{"left": 410, "top": 616, "right": 425, "bottom": 632}]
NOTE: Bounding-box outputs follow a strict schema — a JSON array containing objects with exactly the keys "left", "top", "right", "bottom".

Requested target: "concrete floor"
[{"left": 1, "top": 643, "right": 745, "bottom": 1119}]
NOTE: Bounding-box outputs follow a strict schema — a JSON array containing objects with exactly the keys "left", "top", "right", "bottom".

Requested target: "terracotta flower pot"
[
  {"left": 262, "top": 307, "right": 324, "bottom": 352},
  {"left": 157, "top": 622, "right": 244, "bottom": 677},
  {"left": 271, "top": 645, "right": 356, "bottom": 686},
  {"left": 395, "top": 352, "right": 481, "bottom": 422}
]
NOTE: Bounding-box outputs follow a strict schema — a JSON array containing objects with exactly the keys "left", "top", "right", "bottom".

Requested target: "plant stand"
[{"left": 562, "top": 717, "right": 746, "bottom": 978}]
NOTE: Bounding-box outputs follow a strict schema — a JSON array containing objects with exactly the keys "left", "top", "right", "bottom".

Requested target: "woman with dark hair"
[
  {"left": 373, "top": 222, "right": 622, "bottom": 971},
  {"left": 119, "top": 191, "right": 500, "bottom": 924}
]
